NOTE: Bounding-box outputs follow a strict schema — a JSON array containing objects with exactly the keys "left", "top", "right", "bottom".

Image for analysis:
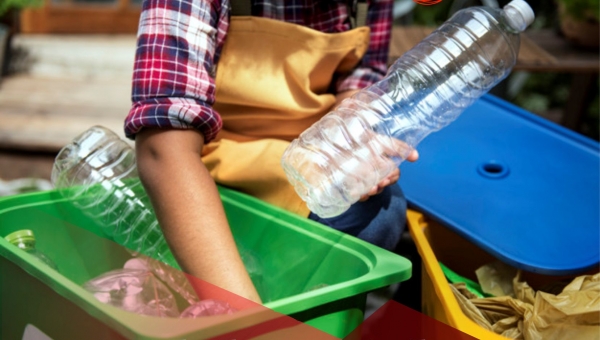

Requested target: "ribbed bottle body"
[
  {"left": 51, "top": 126, "right": 176, "bottom": 268},
  {"left": 282, "top": 5, "right": 524, "bottom": 218}
]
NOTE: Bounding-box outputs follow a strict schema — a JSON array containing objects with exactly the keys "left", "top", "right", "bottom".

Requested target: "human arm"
[
  {"left": 136, "top": 128, "right": 261, "bottom": 303},
  {"left": 125, "top": 0, "right": 260, "bottom": 303}
]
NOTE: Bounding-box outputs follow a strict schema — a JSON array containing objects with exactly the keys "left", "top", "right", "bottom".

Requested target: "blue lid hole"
[{"left": 478, "top": 161, "right": 509, "bottom": 179}]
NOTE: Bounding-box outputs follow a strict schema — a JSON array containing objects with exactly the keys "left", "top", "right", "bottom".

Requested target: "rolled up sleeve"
[{"left": 125, "top": 0, "right": 229, "bottom": 143}]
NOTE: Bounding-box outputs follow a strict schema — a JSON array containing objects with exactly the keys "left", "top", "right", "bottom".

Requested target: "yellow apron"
[{"left": 202, "top": 16, "right": 370, "bottom": 217}]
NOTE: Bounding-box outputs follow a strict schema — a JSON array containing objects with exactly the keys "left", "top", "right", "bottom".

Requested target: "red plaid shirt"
[{"left": 125, "top": 0, "right": 394, "bottom": 142}]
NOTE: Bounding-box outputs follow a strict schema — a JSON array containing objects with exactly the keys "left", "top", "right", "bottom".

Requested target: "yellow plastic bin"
[
  {"left": 405, "top": 209, "right": 598, "bottom": 340},
  {"left": 406, "top": 210, "right": 505, "bottom": 339}
]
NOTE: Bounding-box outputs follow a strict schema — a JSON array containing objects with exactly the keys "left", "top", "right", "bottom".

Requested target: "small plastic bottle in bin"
[
  {"left": 4, "top": 229, "right": 59, "bottom": 271},
  {"left": 281, "top": 0, "right": 535, "bottom": 218}
]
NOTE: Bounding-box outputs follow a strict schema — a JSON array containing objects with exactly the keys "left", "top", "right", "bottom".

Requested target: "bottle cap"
[
  {"left": 4, "top": 229, "right": 36, "bottom": 245},
  {"left": 504, "top": 1, "right": 535, "bottom": 29}
]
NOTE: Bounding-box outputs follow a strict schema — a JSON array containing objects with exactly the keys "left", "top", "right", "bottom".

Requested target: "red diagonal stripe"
[{"left": 345, "top": 300, "right": 477, "bottom": 340}]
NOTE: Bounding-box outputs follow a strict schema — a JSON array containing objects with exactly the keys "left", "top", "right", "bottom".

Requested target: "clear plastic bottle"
[
  {"left": 83, "top": 257, "right": 200, "bottom": 317},
  {"left": 4, "top": 229, "right": 59, "bottom": 271},
  {"left": 281, "top": 0, "right": 535, "bottom": 218},
  {"left": 50, "top": 126, "right": 176, "bottom": 268},
  {"left": 51, "top": 126, "right": 264, "bottom": 296}
]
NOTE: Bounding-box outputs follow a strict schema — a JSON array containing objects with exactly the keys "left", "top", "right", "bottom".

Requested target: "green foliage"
[
  {"left": 0, "top": 0, "right": 42, "bottom": 17},
  {"left": 512, "top": 73, "right": 571, "bottom": 114},
  {"left": 558, "top": 0, "right": 600, "bottom": 22},
  {"left": 511, "top": 72, "right": 600, "bottom": 142}
]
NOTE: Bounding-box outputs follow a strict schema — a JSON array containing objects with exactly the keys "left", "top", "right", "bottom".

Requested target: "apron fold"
[{"left": 203, "top": 16, "right": 370, "bottom": 216}]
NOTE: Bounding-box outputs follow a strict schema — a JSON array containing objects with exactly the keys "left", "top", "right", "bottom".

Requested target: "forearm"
[{"left": 135, "top": 128, "right": 261, "bottom": 304}]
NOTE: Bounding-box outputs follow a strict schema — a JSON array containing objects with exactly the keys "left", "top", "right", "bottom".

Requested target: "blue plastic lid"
[{"left": 399, "top": 95, "right": 600, "bottom": 275}]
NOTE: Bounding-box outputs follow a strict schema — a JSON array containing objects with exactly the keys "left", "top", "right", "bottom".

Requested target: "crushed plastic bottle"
[
  {"left": 180, "top": 299, "right": 237, "bottom": 318},
  {"left": 125, "top": 257, "right": 199, "bottom": 306},
  {"left": 84, "top": 257, "right": 240, "bottom": 318},
  {"left": 281, "top": 0, "right": 535, "bottom": 218},
  {"left": 4, "top": 229, "right": 59, "bottom": 271},
  {"left": 83, "top": 258, "right": 182, "bottom": 317}
]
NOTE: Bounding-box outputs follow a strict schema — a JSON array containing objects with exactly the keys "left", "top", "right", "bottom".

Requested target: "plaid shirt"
[{"left": 125, "top": 0, "right": 394, "bottom": 142}]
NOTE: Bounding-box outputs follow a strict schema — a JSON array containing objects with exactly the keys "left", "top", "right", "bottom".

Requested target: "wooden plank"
[
  {"left": 0, "top": 109, "right": 129, "bottom": 152},
  {"left": 0, "top": 150, "right": 55, "bottom": 181},
  {"left": 521, "top": 29, "right": 600, "bottom": 73},
  {"left": 0, "top": 75, "right": 132, "bottom": 152},
  {"left": 0, "top": 76, "right": 131, "bottom": 114},
  {"left": 20, "top": 5, "right": 141, "bottom": 34},
  {"left": 389, "top": 26, "right": 559, "bottom": 71},
  {"left": 389, "top": 26, "right": 432, "bottom": 65},
  {"left": 513, "top": 34, "right": 558, "bottom": 71}
]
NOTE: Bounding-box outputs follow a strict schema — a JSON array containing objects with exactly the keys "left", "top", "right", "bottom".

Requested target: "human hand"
[
  {"left": 333, "top": 89, "right": 419, "bottom": 202},
  {"left": 358, "top": 149, "right": 419, "bottom": 202}
]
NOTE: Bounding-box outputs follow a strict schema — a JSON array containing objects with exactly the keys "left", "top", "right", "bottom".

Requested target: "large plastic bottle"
[
  {"left": 4, "top": 229, "right": 59, "bottom": 271},
  {"left": 281, "top": 0, "right": 535, "bottom": 218},
  {"left": 50, "top": 126, "right": 264, "bottom": 300},
  {"left": 50, "top": 126, "right": 175, "bottom": 267}
]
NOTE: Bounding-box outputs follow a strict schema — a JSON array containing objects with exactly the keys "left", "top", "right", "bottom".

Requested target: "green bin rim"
[{"left": 0, "top": 186, "right": 411, "bottom": 338}]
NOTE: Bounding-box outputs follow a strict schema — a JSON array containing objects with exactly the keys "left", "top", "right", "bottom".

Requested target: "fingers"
[
  {"left": 387, "top": 168, "right": 400, "bottom": 184},
  {"left": 379, "top": 137, "right": 419, "bottom": 163},
  {"left": 406, "top": 149, "right": 419, "bottom": 162},
  {"left": 359, "top": 168, "right": 400, "bottom": 202},
  {"left": 359, "top": 185, "right": 379, "bottom": 202},
  {"left": 355, "top": 136, "right": 418, "bottom": 202}
]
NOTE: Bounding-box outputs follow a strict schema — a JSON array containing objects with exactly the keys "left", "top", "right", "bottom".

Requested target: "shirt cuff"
[{"left": 124, "top": 97, "right": 223, "bottom": 143}]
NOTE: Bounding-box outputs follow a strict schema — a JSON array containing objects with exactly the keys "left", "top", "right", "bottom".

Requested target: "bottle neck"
[{"left": 9, "top": 239, "right": 36, "bottom": 252}]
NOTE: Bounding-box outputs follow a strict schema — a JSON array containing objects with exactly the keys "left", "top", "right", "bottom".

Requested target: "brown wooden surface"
[
  {"left": 0, "top": 75, "right": 132, "bottom": 152},
  {"left": 2, "top": 27, "right": 596, "bottom": 154},
  {"left": 389, "top": 26, "right": 561, "bottom": 71},
  {"left": 388, "top": 26, "right": 434, "bottom": 64},
  {"left": 0, "top": 150, "right": 55, "bottom": 181},
  {"left": 20, "top": 0, "right": 141, "bottom": 34},
  {"left": 523, "top": 29, "right": 600, "bottom": 73}
]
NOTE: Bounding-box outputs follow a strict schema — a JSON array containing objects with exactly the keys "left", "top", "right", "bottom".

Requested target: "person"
[{"left": 124, "top": 0, "right": 418, "bottom": 304}]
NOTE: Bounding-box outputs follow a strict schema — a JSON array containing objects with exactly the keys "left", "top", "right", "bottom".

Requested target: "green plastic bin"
[{"left": 0, "top": 185, "right": 411, "bottom": 339}]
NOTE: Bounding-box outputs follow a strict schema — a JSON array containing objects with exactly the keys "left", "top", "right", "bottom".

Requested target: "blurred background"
[{"left": 0, "top": 0, "right": 598, "bottom": 194}]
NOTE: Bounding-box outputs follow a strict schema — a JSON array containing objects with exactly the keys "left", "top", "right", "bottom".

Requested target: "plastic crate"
[
  {"left": 0, "top": 186, "right": 411, "bottom": 339},
  {"left": 399, "top": 95, "right": 599, "bottom": 276},
  {"left": 406, "top": 210, "right": 506, "bottom": 339},
  {"left": 398, "top": 94, "right": 599, "bottom": 338},
  {"left": 406, "top": 209, "right": 598, "bottom": 340}
]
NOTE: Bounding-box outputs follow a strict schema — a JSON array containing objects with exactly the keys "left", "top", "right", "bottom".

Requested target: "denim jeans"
[{"left": 308, "top": 184, "right": 407, "bottom": 251}]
